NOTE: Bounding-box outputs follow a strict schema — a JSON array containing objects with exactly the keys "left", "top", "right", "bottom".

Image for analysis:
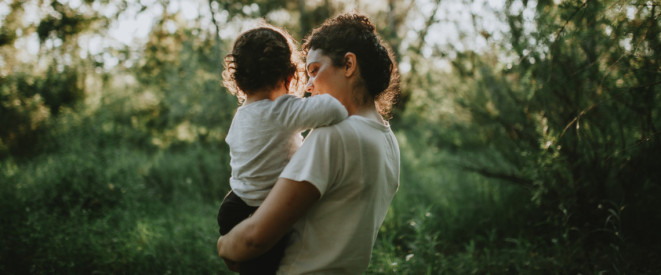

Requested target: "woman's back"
[{"left": 278, "top": 116, "right": 400, "bottom": 273}]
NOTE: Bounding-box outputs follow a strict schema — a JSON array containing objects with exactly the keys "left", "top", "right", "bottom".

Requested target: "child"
[{"left": 216, "top": 24, "right": 348, "bottom": 274}]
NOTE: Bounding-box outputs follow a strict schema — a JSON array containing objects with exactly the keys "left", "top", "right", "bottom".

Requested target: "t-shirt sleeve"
[
  {"left": 279, "top": 126, "right": 342, "bottom": 196},
  {"left": 275, "top": 94, "right": 348, "bottom": 131}
]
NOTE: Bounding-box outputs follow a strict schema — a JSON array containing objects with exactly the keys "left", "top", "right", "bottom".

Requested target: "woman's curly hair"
[
  {"left": 222, "top": 24, "right": 304, "bottom": 102},
  {"left": 302, "top": 13, "right": 400, "bottom": 117}
]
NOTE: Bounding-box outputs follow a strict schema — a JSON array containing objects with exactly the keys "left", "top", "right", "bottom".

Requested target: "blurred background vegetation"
[{"left": 1, "top": 0, "right": 659, "bottom": 273}]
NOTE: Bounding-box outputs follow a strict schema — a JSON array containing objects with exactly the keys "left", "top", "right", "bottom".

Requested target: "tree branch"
[
  {"left": 457, "top": 164, "right": 533, "bottom": 187},
  {"left": 412, "top": 0, "right": 442, "bottom": 54},
  {"left": 207, "top": 0, "right": 222, "bottom": 43}
]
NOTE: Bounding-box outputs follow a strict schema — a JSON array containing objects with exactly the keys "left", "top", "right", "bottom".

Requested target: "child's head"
[{"left": 222, "top": 24, "right": 303, "bottom": 101}]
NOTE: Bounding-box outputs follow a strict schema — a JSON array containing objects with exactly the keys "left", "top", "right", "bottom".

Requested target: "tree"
[
  {"left": 402, "top": 0, "right": 661, "bottom": 271},
  {"left": 0, "top": 0, "right": 116, "bottom": 158}
]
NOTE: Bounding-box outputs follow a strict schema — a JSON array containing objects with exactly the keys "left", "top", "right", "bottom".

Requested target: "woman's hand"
[
  {"left": 223, "top": 258, "right": 240, "bottom": 272},
  {"left": 216, "top": 179, "right": 320, "bottom": 262}
]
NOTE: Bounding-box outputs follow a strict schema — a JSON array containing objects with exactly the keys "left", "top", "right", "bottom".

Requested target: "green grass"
[
  {"left": 0, "top": 118, "right": 233, "bottom": 274},
  {"left": 0, "top": 113, "right": 626, "bottom": 274},
  {"left": 366, "top": 130, "right": 574, "bottom": 274}
]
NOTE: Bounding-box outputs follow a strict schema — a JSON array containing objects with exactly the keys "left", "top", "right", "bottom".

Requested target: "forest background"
[{"left": 1, "top": 0, "right": 660, "bottom": 273}]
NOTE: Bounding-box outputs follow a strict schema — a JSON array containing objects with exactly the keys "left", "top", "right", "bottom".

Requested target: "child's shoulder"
[
  {"left": 274, "top": 94, "right": 300, "bottom": 102},
  {"left": 276, "top": 93, "right": 336, "bottom": 102}
]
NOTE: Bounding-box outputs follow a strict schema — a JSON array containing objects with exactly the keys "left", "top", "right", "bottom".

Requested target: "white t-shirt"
[
  {"left": 277, "top": 115, "right": 400, "bottom": 274},
  {"left": 225, "top": 94, "right": 348, "bottom": 206}
]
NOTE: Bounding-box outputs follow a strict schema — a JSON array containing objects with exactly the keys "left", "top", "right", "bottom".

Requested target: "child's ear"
[
  {"left": 343, "top": 52, "right": 357, "bottom": 77},
  {"left": 284, "top": 76, "right": 293, "bottom": 91}
]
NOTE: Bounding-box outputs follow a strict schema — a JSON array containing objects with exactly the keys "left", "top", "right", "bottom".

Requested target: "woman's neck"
[
  {"left": 342, "top": 87, "right": 385, "bottom": 124},
  {"left": 353, "top": 101, "right": 386, "bottom": 125}
]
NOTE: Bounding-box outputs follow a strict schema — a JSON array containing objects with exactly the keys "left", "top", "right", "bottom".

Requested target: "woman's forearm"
[
  {"left": 217, "top": 219, "right": 272, "bottom": 262},
  {"left": 217, "top": 178, "right": 320, "bottom": 262}
]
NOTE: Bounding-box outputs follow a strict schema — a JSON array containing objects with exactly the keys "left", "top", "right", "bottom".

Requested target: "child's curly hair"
[{"left": 222, "top": 24, "right": 304, "bottom": 102}]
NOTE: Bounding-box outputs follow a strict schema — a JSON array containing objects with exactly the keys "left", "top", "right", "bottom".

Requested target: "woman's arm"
[{"left": 217, "top": 178, "right": 321, "bottom": 262}]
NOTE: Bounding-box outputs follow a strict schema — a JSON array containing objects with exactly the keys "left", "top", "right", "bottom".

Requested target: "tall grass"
[
  {"left": 1, "top": 111, "right": 232, "bottom": 274},
  {"left": 367, "top": 129, "right": 581, "bottom": 274},
  {"left": 1, "top": 108, "right": 621, "bottom": 274}
]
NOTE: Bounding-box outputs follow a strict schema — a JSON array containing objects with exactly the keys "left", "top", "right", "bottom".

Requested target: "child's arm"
[{"left": 276, "top": 94, "right": 348, "bottom": 130}]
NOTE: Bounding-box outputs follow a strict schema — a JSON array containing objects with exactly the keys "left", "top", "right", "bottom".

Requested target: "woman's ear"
[{"left": 343, "top": 52, "right": 358, "bottom": 77}]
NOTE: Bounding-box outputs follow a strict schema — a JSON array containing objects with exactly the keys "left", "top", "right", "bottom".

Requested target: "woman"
[
  {"left": 217, "top": 24, "right": 348, "bottom": 274},
  {"left": 217, "top": 13, "right": 401, "bottom": 274}
]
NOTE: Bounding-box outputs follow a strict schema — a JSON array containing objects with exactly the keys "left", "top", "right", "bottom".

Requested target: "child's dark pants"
[{"left": 217, "top": 190, "right": 289, "bottom": 275}]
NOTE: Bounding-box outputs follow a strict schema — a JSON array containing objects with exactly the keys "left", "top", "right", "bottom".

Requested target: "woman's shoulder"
[
  {"left": 306, "top": 117, "right": 358, "bottom": 141},
  {"left": 312, "top": 116, "right": 391, "bottom": 142}
]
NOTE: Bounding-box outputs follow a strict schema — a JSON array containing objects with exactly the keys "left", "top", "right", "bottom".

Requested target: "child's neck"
[{"left": 244, "top": 86, "right": 287, "bottom": 105}]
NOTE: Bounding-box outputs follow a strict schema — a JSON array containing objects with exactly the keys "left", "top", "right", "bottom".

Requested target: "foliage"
[
  {"left": 1, "top": 0, "right": 660, "bottom": 274},
  {"left": 401, "top": 0, "right": 661, "bottom": 272}
]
